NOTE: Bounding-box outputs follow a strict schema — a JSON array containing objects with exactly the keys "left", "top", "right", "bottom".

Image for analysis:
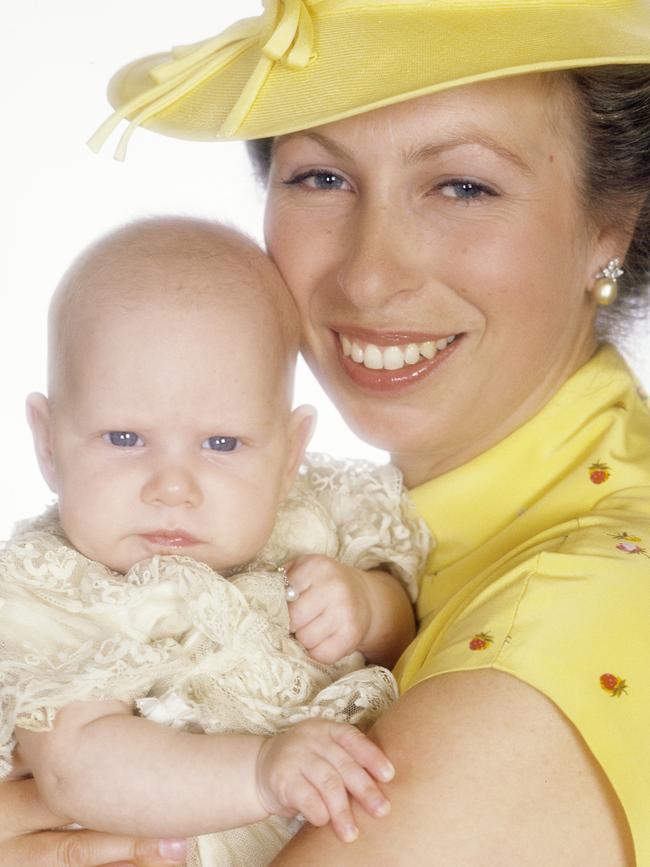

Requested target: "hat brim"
[{"left": 108, "top": 4, "right": 650, "bottom": 142}]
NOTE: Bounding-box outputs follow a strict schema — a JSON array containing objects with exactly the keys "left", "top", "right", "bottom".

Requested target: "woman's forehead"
[{"left": 277, "top": 73, "right": 572, "bottom": 162}]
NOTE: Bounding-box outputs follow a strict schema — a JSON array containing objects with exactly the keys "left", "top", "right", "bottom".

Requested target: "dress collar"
[{"left": 409, "top": 344, "right": 650, "bottom": 577}]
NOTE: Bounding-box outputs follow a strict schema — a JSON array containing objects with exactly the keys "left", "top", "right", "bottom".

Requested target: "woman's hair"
[
  {"left": 247, "top": 65, "right": 650, "bottom": 339},
  {"left": 566, "top": 65, "right": 650, "bottom": 338}
]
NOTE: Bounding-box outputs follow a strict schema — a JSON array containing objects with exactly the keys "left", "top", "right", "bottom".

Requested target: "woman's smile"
[{"left": 333, "top": 328, "right": 461, "bottom": 391}]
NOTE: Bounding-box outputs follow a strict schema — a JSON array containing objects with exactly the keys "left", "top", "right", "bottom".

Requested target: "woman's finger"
[
  {"left": 0, "top": 778, "right": 67, "bottom": 837},
  {"left": 0, "top": 830, "right": 187, "bottom": 867}
]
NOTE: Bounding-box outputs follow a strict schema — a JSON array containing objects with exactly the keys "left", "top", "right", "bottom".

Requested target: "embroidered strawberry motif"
[
  {"left": 609, "top": 532, "right": 650, "bottom": 557},
  {"left": 469, "top": 632, "right": 493, "bottom": 651},
  {"left": 599, "top": 673, "right": 627, "bottom": 697},
  {"left": 588, "top": 461, "right": 610, "bottom": 485}
]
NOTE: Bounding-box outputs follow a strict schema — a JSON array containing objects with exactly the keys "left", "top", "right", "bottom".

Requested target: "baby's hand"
[
  {"left": 255, "top": 719, "right": 394, "bottom": 842},
  {"left": 284, "top": 556, "right": 375, "bottom": 663}
]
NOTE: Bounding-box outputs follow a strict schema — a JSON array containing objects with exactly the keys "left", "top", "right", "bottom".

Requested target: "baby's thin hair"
[{"left": 47, "top": 217, "right": 300, "bottom": 403}]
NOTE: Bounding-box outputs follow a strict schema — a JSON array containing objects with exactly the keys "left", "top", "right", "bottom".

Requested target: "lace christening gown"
[{"left": 0, "top": 455, "right": 431, "bottom": 866}]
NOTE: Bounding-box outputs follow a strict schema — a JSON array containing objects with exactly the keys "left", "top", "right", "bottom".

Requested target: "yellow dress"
[{"left": 394, "top": 344, "right": 650, "bottom": 862}]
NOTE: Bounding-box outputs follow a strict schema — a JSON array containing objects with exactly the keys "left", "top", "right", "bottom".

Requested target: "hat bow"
[{"left": 88, "top": 0, "right": 322, "bottom": 159}]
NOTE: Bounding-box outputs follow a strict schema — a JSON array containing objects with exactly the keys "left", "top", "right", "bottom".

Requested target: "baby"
[{"left": 0, "top": 218, "right": 429, "bottom": 867}]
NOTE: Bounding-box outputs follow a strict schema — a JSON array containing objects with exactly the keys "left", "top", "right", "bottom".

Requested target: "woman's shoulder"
[{"left": 398, "top": 503, "right": 650, "bottom": 862}]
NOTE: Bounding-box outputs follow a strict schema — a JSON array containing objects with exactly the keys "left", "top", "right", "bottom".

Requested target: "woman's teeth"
[{"left": 340, "top": 334, "right": 456, "bottom": 370}]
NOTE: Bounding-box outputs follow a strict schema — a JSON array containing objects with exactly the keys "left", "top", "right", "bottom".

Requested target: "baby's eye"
[
  {"left": 202, "top": 436, "right": 239, "bottom": 452},
  {"left": 103, "top": 431, "right": 143, "bottom": 447},
  {"left": 438, "top": 179, "right": 496, "bottom": 202}
]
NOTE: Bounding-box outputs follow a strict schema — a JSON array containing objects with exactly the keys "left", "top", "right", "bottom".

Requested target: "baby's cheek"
[{"left": 225, "top": 485, "right": 282, "bottom": 564}]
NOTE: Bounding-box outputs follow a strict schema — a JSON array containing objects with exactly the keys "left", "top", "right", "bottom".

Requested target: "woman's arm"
[
  {"left": 16, "top": 699, "right": 393, "bottom": 840},
  {"left": 270, "top": 669, "right": 636, "bottom": 865},
  {"left": 0, "top": 778, "right": 186, "bottom": 867}
]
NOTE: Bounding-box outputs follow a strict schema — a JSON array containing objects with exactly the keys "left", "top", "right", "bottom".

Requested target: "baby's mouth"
[
  {"left": 338, "top": 333, "right": 457, "bottom": 371},
  {"left": 142, "top": 530, "right": 201, "bottom": 547}
]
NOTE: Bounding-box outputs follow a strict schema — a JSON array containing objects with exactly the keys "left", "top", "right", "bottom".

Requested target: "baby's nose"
[{"left": 141, "top": 465, "right": 203, "bottom": 508}]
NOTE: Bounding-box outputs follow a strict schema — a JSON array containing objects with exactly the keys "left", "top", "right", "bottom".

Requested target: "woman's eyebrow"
[
  {"left": 273, "top": 131, "right": 354, "bottom": 162},
  {"left": 275, "top": 129, "right": 533, "bottom": 176},
  {"left": 406, "top": 134, "right": 534, "bottom": 175}
]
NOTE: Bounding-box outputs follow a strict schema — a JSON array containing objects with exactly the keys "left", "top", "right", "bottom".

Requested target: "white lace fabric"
[{"left": 0, "top": 454, "right": 432, "bottom": 866}]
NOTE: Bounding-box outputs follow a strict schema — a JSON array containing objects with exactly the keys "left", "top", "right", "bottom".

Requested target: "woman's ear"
[
  {"left": 587, "top": 210, "right": 641, "bottom": 294},
  {"left": 281, "top": 404, "right": 318, "bottom": 498},
  {"left": 25, "top": 393, "right": 58, "bottom": 493}
]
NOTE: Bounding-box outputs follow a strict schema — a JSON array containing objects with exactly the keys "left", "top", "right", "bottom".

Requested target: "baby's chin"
[
  {"left": 102, "top": 544, "right": 250, "bottom": 576},
  {"left": 64, "top": 527, "right": 265, "bottom": 576}
]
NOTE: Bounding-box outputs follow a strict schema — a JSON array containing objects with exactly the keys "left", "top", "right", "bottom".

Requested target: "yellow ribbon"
[{"left": 88, "top": 0, "right": 320, "bottom": 160}]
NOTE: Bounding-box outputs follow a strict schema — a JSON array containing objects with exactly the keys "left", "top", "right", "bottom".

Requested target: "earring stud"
[{"left": 593, "top": 258, "right": 624, "bottom": 306}]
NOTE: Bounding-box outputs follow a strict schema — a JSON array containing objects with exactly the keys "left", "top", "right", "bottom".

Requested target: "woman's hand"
[{"left": 0, "top": 778, "right": 187, "bottom": 867}]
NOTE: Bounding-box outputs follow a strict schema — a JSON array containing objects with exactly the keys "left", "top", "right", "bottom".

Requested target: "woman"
[{"left": 3, "top": 1, "right": 650, "bottom": 864}]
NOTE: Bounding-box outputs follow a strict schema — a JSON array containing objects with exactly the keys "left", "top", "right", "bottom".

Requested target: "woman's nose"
[
  {"left": 336, "top": 200, "right": 423, "bottom": 309},
  {"left": 141, "top": 464, "right": 203, "bottom": 508}
]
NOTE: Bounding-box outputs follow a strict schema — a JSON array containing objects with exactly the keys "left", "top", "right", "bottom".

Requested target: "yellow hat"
[{"left": 90, "top": 0, "right": 650, "bottom": 159}]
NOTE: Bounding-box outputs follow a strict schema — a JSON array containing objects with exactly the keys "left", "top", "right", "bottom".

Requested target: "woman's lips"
[
  {"left": 141, "top": 531, "right": 202, "bottom": 548},
  {"left": 332, "top": 328, "right": 462, "bottom": 392}
]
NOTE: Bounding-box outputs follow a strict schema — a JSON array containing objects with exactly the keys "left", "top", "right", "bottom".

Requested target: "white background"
[{"left": 2, "top": 2, "right": 649, "bottom": 540}]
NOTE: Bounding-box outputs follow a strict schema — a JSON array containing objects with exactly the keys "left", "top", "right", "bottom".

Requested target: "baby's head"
[{"left": 27, "top": 218, "right": 315, "bottom": 573}]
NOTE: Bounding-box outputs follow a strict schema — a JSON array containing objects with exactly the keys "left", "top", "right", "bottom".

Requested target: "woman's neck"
[{"left": 393, "top": 336, "right": 599, "bottom": 489}]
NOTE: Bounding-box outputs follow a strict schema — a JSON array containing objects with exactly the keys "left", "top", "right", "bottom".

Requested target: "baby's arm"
[
  {"left": 281, "top": 456, "right": 431, "bottom": 666},
  {"left": 286, "top": 557, "right": 415, "bottom": 667},
  {"left": 15, "top": 699, "right": 393, "bottom": 842}
]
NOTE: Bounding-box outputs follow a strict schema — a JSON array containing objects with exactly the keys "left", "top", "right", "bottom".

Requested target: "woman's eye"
[
  {"left": 103, "top": 431, "right": 143, "bottom": 447},
  {"left": 438, "top": 179, "right": 496, "bottom": 202},
  {"left": 283, "top": 170, "right": 350, "bottom": 191},
  {"left": 202, "top": 436, "right": 239, "bottom": 452}
]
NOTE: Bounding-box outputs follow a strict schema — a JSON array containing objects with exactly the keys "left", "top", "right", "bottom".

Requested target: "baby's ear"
[
  {"left": 282, "top": 404, "right": 318, "bottom": 497},
  {"left": 25, "top": 393, "right": 58, "bottom": 493}
]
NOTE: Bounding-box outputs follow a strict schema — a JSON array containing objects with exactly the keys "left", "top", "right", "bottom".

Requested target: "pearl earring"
[{"left": 593, "top": 258, "right": 624, "bottom": 306}]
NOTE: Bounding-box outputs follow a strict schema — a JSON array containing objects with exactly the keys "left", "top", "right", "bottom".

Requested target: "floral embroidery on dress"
[
  {"left": 608, "top": 532, "right": 650, "bottom": 558},
  {"left": 588, "top": 460, "right": 611, "bottom": 485},
  {"left": 600, "top": 673, "right": 628, "bottom": 697},
  {"left": 469, "top": 632, "right": 493, "bottom": 651}
]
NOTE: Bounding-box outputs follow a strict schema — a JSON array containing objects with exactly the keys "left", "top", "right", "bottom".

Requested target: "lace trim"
[{"left": 0, "top": 524, "right": 397, "bottom": 778}]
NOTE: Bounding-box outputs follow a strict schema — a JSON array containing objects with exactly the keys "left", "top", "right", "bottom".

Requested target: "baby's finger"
[
  {"left": 332, "top": 725, "right": 395, "bottom": 781},
  {"left": 330, "top": 747, "right": 391, "bottom": 820},
  {"left": 286, "top": 589, "right": 323, "bottom": 633},
  {"left": 293, "top": 613, "right": 335, "bottom": 652},
  {"left": 283, "top": 559, "right": 317, "bottom": 594},
  {"left": 302, "top": 761, "right": 358, "bottom": 843},
  {"left": 304, "top": 631, "right": 354, "bottom": 665},
  {"left": 288, "top": 775, "right": 330, "bottom": 829}
]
